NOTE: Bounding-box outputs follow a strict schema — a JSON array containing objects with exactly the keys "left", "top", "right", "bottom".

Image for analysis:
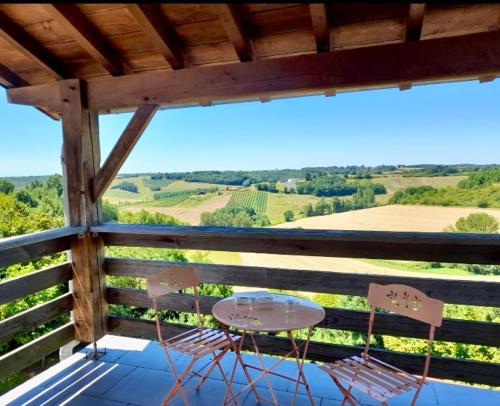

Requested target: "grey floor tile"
[
  {"left": 242, "top": 387, "right": 321, "bottom": 406},
  {"left": 113, "top": 341, "right": 170, "bottom": 371},
  {"left": 58, "top": 394, "right": 128, "bottom": 406},
  {"left": 433, "top": 381, "right": 500, "bottom": 405},
  {"left": 2, "top": 387, "right": 73, "bottom": 406},
  {"left": 219, "top": 352, "right": 297, "bottom": 392},
  {"left": 102, "top": 367, "right": 176, "bottom": 406},
  {"left": 288, "top": 361, "right": 344, "bottom": 400},
  {"left": 169, "top": 378, "right": 248, "bottom": 406},
  {"left": 44, "top": 361, "right": 135, "bottom": 397}
]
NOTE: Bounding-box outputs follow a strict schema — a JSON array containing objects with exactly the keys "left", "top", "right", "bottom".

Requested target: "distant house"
[
  {"left": 226, "top": 186, "right": 241, "bottom": 191},
  {"left": 196, "top": 191, "right": 206, "bottom": 195},
  {"left": 284, "top": 178, "right": 301, "bottom": 190}
]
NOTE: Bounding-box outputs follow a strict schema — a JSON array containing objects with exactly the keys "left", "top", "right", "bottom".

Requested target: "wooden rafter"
[
  {"left": 8, "top": 31, "right": 500, "bottom": 113},
  {"left": 44, "top": 4, "right": 129, "bottom": 76},
  {"left": 126, "top": 4, "right": 183, "bottom": 69},
  {"left": 309, "top": 4, "right": 330, "bottom": 52},
  {"left": 0, "top": 62, "right": 59, "bottom": 120},
  {"left": 92, "top": 104, "right": 158, "bottom": 201},
  {"left": 213, "top": 4, "right": 253, "bottom": 62},
  {"left": 0, "top": 10, "right": 71, "bottom": 80},
  {"left": 406, "top": 4, "right": 426, "bottom": 41}
]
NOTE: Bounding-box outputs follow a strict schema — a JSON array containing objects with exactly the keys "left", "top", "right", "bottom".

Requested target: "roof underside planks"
[{"left": 0, "top": 3, "right": 498, "bottom": 116}]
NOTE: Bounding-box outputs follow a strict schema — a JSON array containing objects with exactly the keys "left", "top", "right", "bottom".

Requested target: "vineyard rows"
[{"left": 226, "top": 190, "right": 268, "bottom": 214}]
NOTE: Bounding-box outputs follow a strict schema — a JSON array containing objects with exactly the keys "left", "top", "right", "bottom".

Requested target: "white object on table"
[{"left": 233, "top": 290, "right": 274, "bottom": 305}]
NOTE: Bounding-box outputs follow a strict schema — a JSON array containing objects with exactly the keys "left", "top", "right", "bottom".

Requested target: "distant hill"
[{"left": 0, "top": 175, "right": 50, "bottom": 189}]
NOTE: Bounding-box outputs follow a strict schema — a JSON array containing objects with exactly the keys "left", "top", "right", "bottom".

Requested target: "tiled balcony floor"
[{"left": 1, "top": 335, "right": 498, "bottom": 405}]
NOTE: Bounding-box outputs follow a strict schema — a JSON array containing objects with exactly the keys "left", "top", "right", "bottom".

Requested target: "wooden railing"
[
  {"left": 1, "top": 224, "right": 499, "bottom": 386},
  {"left": 96, "top": 224, "right": 500, "bottom": 387},
  {"left": 0, "top": 227, "right": 83, "bottom": 381}
]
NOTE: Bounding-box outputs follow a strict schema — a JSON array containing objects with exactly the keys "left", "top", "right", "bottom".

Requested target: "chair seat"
[
  {"left": 320, "top": 354, "right": 422, "bottom": 403},
  {"left": 161, "top": 327, "right": 240, "bottom": 358}
]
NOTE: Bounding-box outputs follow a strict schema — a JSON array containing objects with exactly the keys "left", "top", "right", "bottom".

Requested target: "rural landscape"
[{"left": 1, "top": 163, "right": 499, "bottom": 391}]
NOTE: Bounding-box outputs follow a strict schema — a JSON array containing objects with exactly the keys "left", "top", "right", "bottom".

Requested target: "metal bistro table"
[{"left": 212, "top": 293, "right": 325, "bottom": 406}]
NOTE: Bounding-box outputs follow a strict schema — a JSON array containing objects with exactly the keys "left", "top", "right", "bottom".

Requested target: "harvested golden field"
[
  {"left": 239, "top": 204, "right": 500, "bottom": 280},
  {"left": 121, "top": 193, "right": 231, "bottom": 225},
  {"left": 274, "top": 204, "right": 500, "bottom": 232}
]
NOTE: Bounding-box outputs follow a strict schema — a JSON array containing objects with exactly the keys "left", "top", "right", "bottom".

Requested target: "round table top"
[{"left": 212, "top": 293, "right": 325, "bottom": 332}]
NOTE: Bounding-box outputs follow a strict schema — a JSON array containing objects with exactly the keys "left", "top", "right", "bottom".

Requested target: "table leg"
[
  {"left": 288, "top": 328, "right": 315, "bottom": 406},
  {"left": 223, "top": 330, "right": 261, "bottom": 406},
  {"left": 249, "top": 333, "right": 280, "bottom": 406}
]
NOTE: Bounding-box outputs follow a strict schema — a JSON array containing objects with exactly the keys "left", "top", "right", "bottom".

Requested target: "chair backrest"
[
  {"left": 364, "top": 283, "right": 444, "bottom": 384},
  {"left": 367, "top": 283, "right": 443, "bottom": 327},
  {"left": 147, "top": 266, "right": 199, "bottom": 299}
]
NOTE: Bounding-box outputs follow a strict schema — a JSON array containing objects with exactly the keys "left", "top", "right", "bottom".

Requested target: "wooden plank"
[
  {"left": 0, "top": 227, "right": 82, "bottom": 268},
  {"left": 93, "top": 224, "right": 500, "bottom": 265},
  {"left": 44, "top": 4, "right": 129, "bottom": 76},
  {"left": 213, "top": 4, "right": 253, "bottom": 62},
  {"left": 0, "top": 61, "right": 28, "bottom": 87},
  {"left": 60, "top": 79, "right": 107, "bottom": 343},
  {"left": 108, "top": 316, "right": 500, "bottom": 386},
  {"left": 309, "top": 4, "right": 330, "bottom": 52},
  {"left": 0, "top": 292, "right": 72, "bottom": 343},
  {"left": 0, "top": 322, "right": 74, "bottom": 382},
  {"left": 406, "top": 4, "right": 426, "bottom": 41},
  {"left": 91, "top": 104, "right": 158, "bottom": 202},
  {"left": 105, "top": 258, "right": 500, "bottom": 307},
  {"left": 0, "top": 262, "right": 71, "bottom": 305},
  {"left": 9, "top": 30, "right": 500, "bottom": 112},
  {"left": 106, "top": 287, "right": 500, "bottom": 347},
  {"left": 126, "top": 4, "right": 184, "bottom": 69},
  {"left": 0, "top": 9, "right": 71, "bottom": 80}
]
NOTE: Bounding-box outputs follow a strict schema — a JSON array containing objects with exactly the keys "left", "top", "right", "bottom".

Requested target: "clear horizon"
[{"left": 1, "top": 79, "right": 499, "bottom": 177}]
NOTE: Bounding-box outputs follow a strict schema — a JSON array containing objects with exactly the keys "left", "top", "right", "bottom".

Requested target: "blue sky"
[{"left": 1, "top": 79, "right": 499, "bottom": 176}]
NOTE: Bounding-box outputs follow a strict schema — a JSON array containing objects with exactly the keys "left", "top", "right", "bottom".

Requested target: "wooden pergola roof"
[{"left": 1, "top": 3, "right": 500, "bottom": 117}]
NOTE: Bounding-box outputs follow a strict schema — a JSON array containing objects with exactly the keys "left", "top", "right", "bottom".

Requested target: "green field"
[
  {"left": 362, "top": 258, "right": 476, "bottom": 277},
  {"left": 227, "top": 190, "right": 268, "bottom": 214},
  {"left": 374, "top": 175, "right": 467, "bottom": 195},
  {"left": 266, "top": 193, "right": 320, "bottom": 224}
]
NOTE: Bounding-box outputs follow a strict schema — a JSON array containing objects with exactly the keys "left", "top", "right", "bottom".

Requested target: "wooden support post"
[{"left": 59, "top": 79, "right": 107, "bottom": 344}]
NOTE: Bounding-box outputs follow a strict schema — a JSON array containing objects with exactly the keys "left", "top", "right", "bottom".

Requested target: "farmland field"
[
  {"left": 227, "top": 190, "right": 268, "bottom": 214},
  {"left": 121, "top": 193, "right": 231, "bottom": 225},
  {"left": 374, "top": 175, "right": 467, "bottom": 195},
  {"left": 266, "top": 193, "right": 320, "bottom": 224},
  {"left": 240, "top": 204, "right": 500, "bottom": 279}
]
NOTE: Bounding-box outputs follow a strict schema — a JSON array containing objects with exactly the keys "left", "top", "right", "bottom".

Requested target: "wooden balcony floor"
[{"left": 1, "top": 335, "right": 499, "bottom": 406}]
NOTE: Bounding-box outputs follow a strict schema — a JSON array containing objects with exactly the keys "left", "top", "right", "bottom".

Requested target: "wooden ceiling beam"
[
  {"left": 0, "top": 63, "right": 59, "bottom": 120},
  {"left": 8, "top": 31, "right": 500, "bottom": 113},
  {"left": 126, "top": 4, "right": 184, "bottom": 69},
  {"left": 0, "top": 10, "right": 71, "bottom": 80},
  {"left": 309, "top": 4, "right": 330, "bottom": 52},
  {"left": 92, "top": 104, "right": 158, "bottom": 202},
  {"left": 406, "top": 4, "right": 426, "bottom": 42},
  {"left": 44, "top": 4, "right": 129, "bottom": 76},
  {"left": 213, "top": 4, "right": 253, "bottom": 62}
]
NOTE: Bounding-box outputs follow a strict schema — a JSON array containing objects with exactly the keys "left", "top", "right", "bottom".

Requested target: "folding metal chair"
[
  {"left": 147, "top": 267, "right": 240, "bottom": 406},
  {"left": 320, "top": 283, "right": 444, "bottom": 406}
]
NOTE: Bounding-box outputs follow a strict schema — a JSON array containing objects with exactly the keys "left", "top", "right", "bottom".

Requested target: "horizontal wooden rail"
[
  {"left": 0, "top": 262, "right": 72, "bottom": 305},
  {"left": 0, "top": 226, "right": 84, "bottom": 268},
  {"left": 105, "top": 258, "right": 500, "bottom": 307},
  {"left": 0, "top": 322, "right": 75, "bottom": 381},
  {"left": 106, "top": 287, "right": 500, "bottom": 347},
  {"left": 108, "top": 316, "right": 500, "bottom": 386},
  {"left": 94, "top": 224, "right": 500, "bottom": 264},
  {"left": 0, "top": 293, "right": 73, "bottom": 343}
]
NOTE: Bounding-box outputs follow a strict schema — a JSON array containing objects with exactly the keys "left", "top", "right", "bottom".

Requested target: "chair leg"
[
  {"left": 329, "top": 375, "right": 357, "bottom": 406},
  {"left": 411, "top": 383, "right": 424, "bottom": 406},
  {"left": 195, "top": 348, "right": 227, "bottom": 390},
  {"left": 161, "top": 352, "right": 197, "bottom": 406},
  {"left": 340, "top": 385, "right": 353, "bottom": 406}
]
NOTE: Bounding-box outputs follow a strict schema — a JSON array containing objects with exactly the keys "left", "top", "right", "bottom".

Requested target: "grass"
[
  {"left": 373, "top": 175, "right": 467, "bottom": 195},
  {"left": 266, "top": 193, "right": 319, "bottom": 224},
  {"left": 163, "top": 180, "right": 222, "bottom": 192},
  {"left": 227, "top": 190, "right": 268, "bottom": 214},
  {"left": 362, "top": 258, "right": 473, "bottom": 276}
]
